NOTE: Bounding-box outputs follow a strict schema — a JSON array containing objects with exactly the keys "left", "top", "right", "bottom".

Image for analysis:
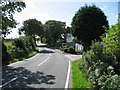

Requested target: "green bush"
[
  {"left": 63, "top": 46, "right": 68, "bottom": 53},
  {"left": 68, "top": 46, "right": 76, "bottom": 54},
  {"left": 81, "top": 22, "right": 120, "bottom": 89},
  {"left": 42, "top": 37, "right": 47, "bottom": 43},
  {"left": 19, "top": 36, "right": 36, "bottom": 51},
  {"left": 12, "top": 36, "right": 36, "bottom": 60},
  {"left": 2, "top": 42, "right": 12, "bottom": 65},
  {"left": 13, "top": 38, "right": 26, "bottom": 50}
]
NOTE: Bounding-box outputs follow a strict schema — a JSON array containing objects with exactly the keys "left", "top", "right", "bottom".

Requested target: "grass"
[
  {"left": 26, "top": 51, "right": 37, "bottom": 58},
  {"left": 72, "top": 58, "right": 92, "bottom": 88}
]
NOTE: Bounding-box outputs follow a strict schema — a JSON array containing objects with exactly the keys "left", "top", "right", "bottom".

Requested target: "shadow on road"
[
  {"left": 2, "top": 66, "right": 55, "bottom": 89},
  {"left": 39, "top": 50, "right": 55, "bottom": 54}
]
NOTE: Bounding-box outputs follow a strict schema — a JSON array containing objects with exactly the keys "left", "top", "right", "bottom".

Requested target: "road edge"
[{"left": 65, "top": 60, "right": 71, "bottom": 88}]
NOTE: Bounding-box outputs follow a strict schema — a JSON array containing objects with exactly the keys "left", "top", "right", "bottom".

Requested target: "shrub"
[
  {"left": 12, "top": 36, "right": 36, "bottom": 60},
  {"left": 81, "top": 22, "right": 120, "bottom": 89},
  {"left": 13, "top": 38, "right": 26, "bottom": 50},
  {"left": 68, "top": 46, "right": 76, "bottom": 54},
  {"left": 2, "top": 42, "right": 12, "bottom": 65},
  {"left": 42, "top": 37, "right": 47, "bottom": 43},
  {"left": 63, "top": 46, "right": 68, "bottom": 53},
  {"left": 19, "top": 36, "right": 36, "bottom": 51}
]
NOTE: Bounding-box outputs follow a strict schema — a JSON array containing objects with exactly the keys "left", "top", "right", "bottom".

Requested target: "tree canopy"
[
  {"left": 71, "top": 4, "right": 109, "bottom": 51},
  {"left": 44, "top": 20, "right": 66, "bottom": 46},
  {"left": 19, "top": 19, "right": 44, "bottom": 38},
  {"left": 2, "top": 0, "right": 26, "bottom": 37}
]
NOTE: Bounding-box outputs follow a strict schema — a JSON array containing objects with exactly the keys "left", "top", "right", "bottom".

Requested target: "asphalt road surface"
[{"left": 2, "top": 47, "right": 82, "bottom": 89}]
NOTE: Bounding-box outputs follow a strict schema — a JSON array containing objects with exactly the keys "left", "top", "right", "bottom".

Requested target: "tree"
[
  {"left": 2, "top": 0, "right": 26, "bottom": 37},
  {"left": 71, "top": 4, "right": 109, "bottom": 51},
  {"left": 2, "top": 0, "right": 26, "bottom": 65},
  {"left": 19, "top": 19, "right": 44, "bottom": 40},
  {"left": 102, "top": 22, "right": 120, "bottom": 72},
  {"left": 44, "top": 20, "right": 66, "bottom": 47}
]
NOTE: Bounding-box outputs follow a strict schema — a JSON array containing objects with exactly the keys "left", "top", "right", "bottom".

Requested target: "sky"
[{"left": 5, "top": 0, "right": 119, "bottom": 39}]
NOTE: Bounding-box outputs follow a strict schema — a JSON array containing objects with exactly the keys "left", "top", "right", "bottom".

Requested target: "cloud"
[
  {"left": 100, "top": 5, "right": 109, "bottom": 11},
  {"left": 23, "top": 0, "right": 36, "bottom": 8},
  {"left": 5, "top": 28, "right": 20, "bottom": 39},
  {"left": 29, "top": 12, "right": 52, "bottom": 24}
]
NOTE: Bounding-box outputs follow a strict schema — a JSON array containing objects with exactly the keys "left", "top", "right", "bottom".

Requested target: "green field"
[{"left": 72, "top": 58, "right": 92, "bottom": 88}]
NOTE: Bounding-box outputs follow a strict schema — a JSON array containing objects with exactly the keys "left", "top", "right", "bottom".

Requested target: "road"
[{"left": 2, "top": 47, "right": 82, "bottom": 89}]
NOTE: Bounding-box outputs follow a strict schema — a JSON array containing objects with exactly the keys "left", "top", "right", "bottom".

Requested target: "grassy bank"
[
  {"left": 4, "top": 40, "right": 39, "bottom": 64},
  {"left": 8, "top": 50, "right": 38, "bottom": 64},
  {"left": 72, "top": 58, "right": 92, "bottom": 88}
]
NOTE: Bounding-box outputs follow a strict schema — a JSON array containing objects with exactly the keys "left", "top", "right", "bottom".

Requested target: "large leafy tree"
[
  {"left": 71, "top": 5, "right": 109, "bottom": 51},
  {"left": 44, "top": 20, "right": 66, "bottom": 47},
  {"left": 2, "top": 0, "right": 26, "bottom": 37},
  {"left": 1, "top": 0, "right": 26, "bottom": 65},
  {"left": 19, "top": 19, "right": 44, "bottom": 39}
]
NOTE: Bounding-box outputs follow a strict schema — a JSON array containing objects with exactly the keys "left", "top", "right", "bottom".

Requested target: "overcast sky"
[{"left": 6, "top": 0, "right": 119, "bottom": 39}]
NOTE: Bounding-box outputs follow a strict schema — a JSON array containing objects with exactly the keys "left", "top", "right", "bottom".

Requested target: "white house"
[
  {"left": 66, "top": 33, "right": 75, "bottom": 46},
  {"left": 66, "top": 33, "right": 84, "bottom": 51},
  {"left": 75, "top": 43, "right": 84, "bottom": 52}
]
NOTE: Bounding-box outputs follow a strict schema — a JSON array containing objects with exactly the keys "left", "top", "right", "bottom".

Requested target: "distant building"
[
  {"left": 35, "top": 36, "right": 41, "bottom": 44},
  {"left": 66, "top": 33, "right": 84, "bottom": 51},
  {"left": 75, "top": 43, "right": 83, "bottom": 52},
  {"left": 66, "top": 33, "right": 75, "bottom": 47}
]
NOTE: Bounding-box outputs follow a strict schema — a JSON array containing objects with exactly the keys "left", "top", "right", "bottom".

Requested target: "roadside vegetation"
[
  {"left": 3, "top": 36, "right": 38, "bottom": 65},
  {"left": 71, "top": 4, "right": 120, "bottom": 89},
  {"left": 79, "top": 22, "right": 120, "bottom": 89},
  {"left": 2, "top": 0, "right": 120, "bottom": 89},
  {"left": 72, "top": 58, "right": 92, "bottom": 88}
]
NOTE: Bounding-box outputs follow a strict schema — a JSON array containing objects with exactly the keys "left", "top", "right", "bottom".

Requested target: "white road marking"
[
  {"left": 0, "top": 77, "right": 18, "bottom": 88},
  {"left": 65, "top": 60, "right": 71, "bottom": 88},
  {"left": 37, "top": 57, "right": 49, "bottom": 66}
]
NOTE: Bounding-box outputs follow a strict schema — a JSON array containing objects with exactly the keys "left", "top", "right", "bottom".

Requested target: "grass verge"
[{"left": 72, "top": 58, "right": 92, "bottom": 88}]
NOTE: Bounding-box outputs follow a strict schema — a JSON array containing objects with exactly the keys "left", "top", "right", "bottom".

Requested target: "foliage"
[
  {"left": 41, "top": 37, "right": 47, "bottom": 43},
  {"left": 71, "top": 4, "right": 109, "bottom": 51},
  {"left": 44, "top": 20, "right": 66, "bottom": 47},
  {"left": 55, "top": 39, "right": 63, "bottom": 48},
  {"left": 63, "top": 46, "right": 69, "bottom": 53},
  {"left": 19, "top": 19, "right": 44, "bottom": 38},
  {"left": 2, "top": 36, "right": 37, "bottom": 65},
  {"left": 13, "top": 38, "right": 26, "bottom": 50},
  {"left": 81, "top": 22, "right": 120, "bottom": 89},
  {"left": 2, "top": 41, "right": 12, "bottom": 65},
  {"left": 12, "top": 36, "right": 36, "bottom": 59},
  {"left": 63, "top": 46, "right": 76, "bottom": 54},
  {"left": 102, "top": 22, "right": 120, "bottom": 70},
  {"left": 68, "top": 46, "right": 76, "bottom": 54},
  {"left": 2, "top": 0, "right": 26, "bottom": 36}
]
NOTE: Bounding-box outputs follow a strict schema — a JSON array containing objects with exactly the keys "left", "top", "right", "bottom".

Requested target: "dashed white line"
[
  {"left": 0, "top": 77, "right": 18, "bottom": 88},
  {"left": 65, "top": 60, "right": 71, "bottom": 88},
  {"left": 37, "top": 57, "right": 50, "bottom": 66}
]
